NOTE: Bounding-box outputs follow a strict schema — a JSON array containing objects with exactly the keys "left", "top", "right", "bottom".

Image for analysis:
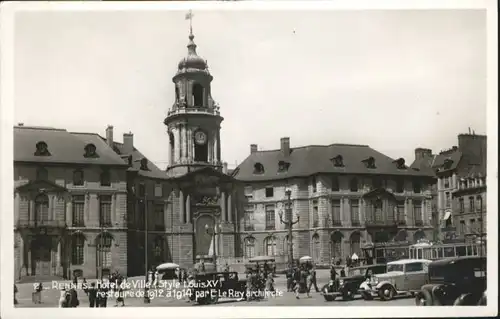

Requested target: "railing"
[
  {"left": 332, "top": 220, "right": 342, "bottom": 226},
  {"left": 99, "top": 221, "right": 113, "bottom": 227},
  {"left": 441, "top": 226, "right": 457, "bottom": 232},
  {"left": 17, "top": 219, "right": 66, "bottom": 228},
  {"left": 365, "top": 220, "right": 397, "bottom": 227},
  {"left": 414, "top": 220, "right": 424, "bottom": 226},
  {"left": 244, "top": 225, "right": 255, "bottom": 231},
  {"left": 167, "top": 106, "right": 220, "bottom": 117},
  {"left": 72, "top": 220, "right": 85, "bottom": 227},
  {"left": 265, "top": 225, "right": 275, "bottom": 230}
]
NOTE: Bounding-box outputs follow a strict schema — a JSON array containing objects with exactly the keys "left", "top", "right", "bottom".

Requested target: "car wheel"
[
  {"left": 415, "top": 290, "right": 433, "bottom": 306},
  {"left": 453, "top": 293, "right": 476, "bottom": 306},
  {"left": 477, "top": 295, "right": 486, "bottom": 306},
  {"left": 378, "top": 285, "right": 395, "bottom": 301},
  {"left": 361, "top": 291, "right": 373, "bottom": 301},
  {"left": 323, "top": 294, "right": 335, "bottom": 302},
  {"left": 342, "top": 289, "right": 354, "bottom": 301}
]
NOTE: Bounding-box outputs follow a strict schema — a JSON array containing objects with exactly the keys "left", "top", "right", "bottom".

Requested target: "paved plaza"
[{"left": 14, "top": 270, "right": 414, "bottom": 308}]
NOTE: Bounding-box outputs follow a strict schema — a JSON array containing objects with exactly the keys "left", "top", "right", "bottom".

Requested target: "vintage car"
[
  {"left": 365, "top": 259, "right": 432, "bottom": 301},
  {"left": 415, "top": 256, "right": 486, "bottom": 306},
  {"left": 188, "top": 271, "right": 247, "bottom": 305},
  {"left": 321, "top": 264, "right": 387, "bottom": 301}
]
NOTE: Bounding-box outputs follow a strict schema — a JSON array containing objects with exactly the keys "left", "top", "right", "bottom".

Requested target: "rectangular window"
[
  {"left": 138, "top": 183, "right": 146, "bottom": 198},
  {"left": 469, "top": 219, "right": 476, "bottom": 234},
  {"left": 331, "top": 199, "right": 341, "bottom": 225},
  {"left": 265, "top": 187, "right": 274, "bottom": 198},
  {"left": 312, "top": 176, "right": 317, "bottom": 193},
  {"left": 137, "top": 201, "right": 145, "bottom": 230},
  {"left": 413, "top": 180, "right": 421, "bottom": 193},
  {"left": 312, "top": 200, "right": 319, "bottom": 227},
  {"left": 244, "top": 205, "right": 254, "bottom": 231},
  {"left": 459, "top": 197, "right": 465, "bottom": 213},
  {"left": 331, "top": 176, "right": 339, "bottom": 192},
  {"left": 476, "top": 196, "right": 483, "bottom": 212},
  {"left": 154, "top": 204, "right": 164, "bottom": 230},
  {"left": 265, "top": 204, "right": 275, "bottom": 230},
  {"left": 72, "top": 195, "right": 85, "bottom": 227},
  {"left": 154, "top": 183, "right": 162, "bottom": 197},
  {"left": 459, "top": 220, "right": 466, "bottom": 234},
  {"left": 444, "top": 177, "right": 450, "bottom": 188},
  {"left": 350, "top": 199, "right": 360, "bottom": 225},
  {"left": 71, "top": 236, "right": 84, "bottom": 265},
  {"left": 413, "top": 200, "right": 423, "bottom": 226},
  {"left": 99, "top": 195, "right": 112, "bottom": 227},
  {"left": 445, "top": 192, "right": 451, "bottom": 208},
  {"left": 396, "top": 201, "right": 405, "bottom": 225},
  {"left": 469, "top": 197, "right": 475, "bottom": 212}
]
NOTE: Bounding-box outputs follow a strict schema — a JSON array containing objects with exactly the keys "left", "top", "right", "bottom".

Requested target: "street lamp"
[{"left": 279, "top": 188, "right": 299, "bottom": 270}]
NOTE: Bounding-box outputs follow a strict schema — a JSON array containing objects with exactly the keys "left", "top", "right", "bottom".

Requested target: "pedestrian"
[
  {"left": 340, "top": 268, "right": 346, "bottom": 278},
  {"left": 293, "top": 266, "right": 302, "bottom": 299},
  {"left": 98, "top": 284, "right": 109, "bottom": 307},
  {"left": 33, "top": 282, "right": 43, "bottom": 304},
  {"left": 308, "top": 264, "right": 320, "bottom": 293},
  {"left": 330, "top": 265, "right": 337, "bottom": 281},
  {"left": 115, "top": 287, "right": 125, "bottom": 307},
  {"left": 265, "top": 272, "right": 275, "bottom": 297},
  {"left": 59, "top": 288, "right": 67, "bottom": 308},
  {"left": 87, "top": 283, "right": 98, "bottom": 308},
  {"left": 82, "top": 278, "right": 88, "bottom": 295},
  {"left": 285, "top": 266, "right": 293, "bottom": 292},
  {"left": 73, "top": 274, "right": 78, "bottom": 287},
  {"left": 69, "top": 287, "right": 79, "bottom": 307}
]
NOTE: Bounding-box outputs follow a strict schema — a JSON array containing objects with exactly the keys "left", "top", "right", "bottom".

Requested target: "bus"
[{"left": 408, "top": 240, "right": 486, "bottom": 260}]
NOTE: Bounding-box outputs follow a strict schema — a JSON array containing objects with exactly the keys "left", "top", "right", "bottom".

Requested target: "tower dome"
[{"left": 177, "top": 33, "right": 207, "bottom": 71}]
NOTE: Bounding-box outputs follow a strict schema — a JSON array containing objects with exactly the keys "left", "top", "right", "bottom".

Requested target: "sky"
[{"left": 13, "top": 9, "right": 487, "bottom": 170}]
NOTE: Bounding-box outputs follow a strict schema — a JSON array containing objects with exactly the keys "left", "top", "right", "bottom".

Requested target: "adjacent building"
[
  {"left": 231, "top": 138, "right": 436, "bottom": 265},
  {"left": 413, "top": 132, "right": 487, "bottom": 244},
  {"left": 14, "top": 125, "right": 129, "bottom": 280}
]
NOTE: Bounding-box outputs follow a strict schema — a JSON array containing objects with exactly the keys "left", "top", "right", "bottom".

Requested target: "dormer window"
[
  {"left": 393, "top": 158, "right": 406, "bottom": 169},
  {"left": 140, "top": 158, "right": 150, "bottom": 171},
  {"left": 34, "top": 141, "right": 51, "bottom": 156},
  {"left": 84, "top": 143, "right": 99, "bottom": 158},
  {"left": 363, "top": 156, "right": 376, "bottom": 169},
  {"left": 331, "top": 155, "right": 344, "bottom": 167},
  {"left": 443, "top": 158, "right": 453, "bottom": 170},
  {"left": 278, "top": 161, "right": 290, "bottom": 173},
  {"left": 253, "top": 163, "right": 265, "bottom": 174}
]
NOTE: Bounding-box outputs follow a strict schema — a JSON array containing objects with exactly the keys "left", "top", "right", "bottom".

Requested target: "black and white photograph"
[{"left": 0, "top": 1, "right": 497, "bottom": 318}]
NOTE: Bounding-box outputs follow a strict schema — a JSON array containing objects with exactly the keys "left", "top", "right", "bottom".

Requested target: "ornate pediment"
[
  {"left": 194, "top": 194, "right": 220, "bottom": 206},
  {"left": 15, "top": 179, "right": 67, "bottom": 194},
  {"left": 362, "top": 188, "right": 396, "bottom": 201}
]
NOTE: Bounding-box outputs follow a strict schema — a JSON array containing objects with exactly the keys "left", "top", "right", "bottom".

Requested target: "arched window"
[
  {"left": 100, "top": 170, "right": 111, "bottom": 186},
  {"left": 395, "top": 230, "right": 408, "bottom": 242},
  {"left": 349, "top": 232, "right": 361, "bottom": 256},
  {"left": 71, "top": 233, "right": 85, "bottom": 265},
  {"left": 374, "top": 199, "right": 383, "bottom": 222},
  {"left": 264, "top": 236, "right": 277, "bottom": 256},
  {"left": 476, "top": 196, "right": 483, "bottom": 212},
  {"left": 96, "top": 232, "right": 113, "bottom": 271},
  {"left": 194, "top": 142, "right": 208, "bottom": 162},
  {"left": 175, "top": 85, "right": 180, "bottom": 101},
  {"left": 244, "top": 237, "right": 255, "bottom": 258},
  {"left": 350, "top": 178, "right": 358, "bottom": 192},
  {"left": 192, "top": 83, "right": 204, "bottom": 107},
  {"left": 34, "top": 194, "right": 49, "bottom": 223},
  {"left": 330, "top": 232, "right": 343, "bottom": 259},
  {"left": 36, "top": 167, "right": 48, "bottom": 181},
  {"left": 73, "top": 170, "right": 84, "bottom": 186},
  {"left": 312, "top": 234, "right": 321, "bottom": 263}
]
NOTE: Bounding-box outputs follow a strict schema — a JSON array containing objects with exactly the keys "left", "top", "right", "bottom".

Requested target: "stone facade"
[{"left": 14, "top": 163, "right": 128, "bottom": 280}]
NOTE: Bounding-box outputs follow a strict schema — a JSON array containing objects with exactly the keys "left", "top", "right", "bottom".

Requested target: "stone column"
[
  {"left": 408, "top": 199, "right": 413, "bottom": 226},
  {"left": 27, "top": 237, "right": 32, "bottom": 275},
  {"left": 227, "top": 193, "right": 233, "bottom": 223},
  {"left": 221, "top": 192, "right": 227, "bottom": 222},
  {"left": 48, "top": 194, "right": 54, "bottom": 220},
  {"left": 186, "top": 195, "right": 191, "bottom": 223},
  {"left": 175, "top": 127, "right": 181, "bottom": 163},
  {"left": 15, "top": 193, "right": 20, "bottom": 222},
  {"left": 29, "top": 200, "right": 34, "bottom": 221},
  {"left": 340, "top": 197, "right": 344, "bottom": 225},
  {"left": 344, "top": 198, "right": 351, "bottom": 226},
  {"left": 186, "top": 129, "right": 192, "bottom": 163},
  {"left": 84, "top": 194, "right": 89, "bottom": 225},
  {"left": 164, "top": 200, "right": 169, "bottom": 227},
  {"left": 20, "top": 236, "right": 25, "bottom": 276},
  {"left": 359, "top": 198, "right": 364, "bottom": 224},
  {"left": 404, "top": 198, "right": 409, "bottom": 225},
  {"left": 57, "top": 240, "right": 61, "bottom": 275},
  {"left": 214, "top": 132, "right": 219, "bottom": 163},
  {"left": 67, "top": 199, "right": 73, "bottom": 226},
  {"left": 183, "top": 125, "right": 188, "bottom": 162},
  {"left": 179, "top": 190, "right": 185, "bottom": 224}
]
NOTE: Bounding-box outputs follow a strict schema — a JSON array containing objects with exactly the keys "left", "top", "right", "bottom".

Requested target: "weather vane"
[{"left": 185, "top": 10, "right": 194, "bottom": 35}]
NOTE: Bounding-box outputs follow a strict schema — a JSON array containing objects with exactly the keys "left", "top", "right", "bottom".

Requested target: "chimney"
[
  {"left": 18, "top": 123, "right": 24, "bottom": 127},
  {"left": 280, "top": 137, "right": 291, "bottom": 157},
  {"left": 123, "top": 132, "right": 134, "bottom": 154},
  {"left": 223, "top": 162, "right": 228, "bottom": 174},
  {"left": 106, "top": 125, "right": 114, "bottom": 147},
  {"left": 414, "top": 148, "right": 432, "bottom": 161},
  {"left": 250, "top": 144, "right": 258, "bottom": 154}
]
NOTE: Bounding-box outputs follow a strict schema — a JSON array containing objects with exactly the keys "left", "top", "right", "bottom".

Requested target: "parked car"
[
  {"left": 365, "top": 259, "right": 432, "bottom": 301},
  {"left": 415, "top": 256, "right": 486, "bottom": 306},
  {"left": 321, "top": 264, "right": 386, "bottom": 301}
]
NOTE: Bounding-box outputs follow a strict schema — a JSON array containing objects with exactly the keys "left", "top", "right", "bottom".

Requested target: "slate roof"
[
  {"left": 14, "top": 126, "right": 128, "bottom": 166},
  {"left": 109, "top": 141, "right": 168, "bottom": 180},
  {"left": 233, "top": 144, "right": 435, "bottom": 182}
]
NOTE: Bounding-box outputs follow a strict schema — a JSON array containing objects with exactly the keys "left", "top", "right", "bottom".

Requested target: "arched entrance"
[
  {"left": 31, "top": 235, "right": 52, "bottom": 276},
  {"left": 330, "top": 231, "right": 344, "bottom": 262},
  {"left": 413, "top": 230, "right": 426, "bottom": 243},
  {"left": 349, "top": 231, "right": 361, "bottom": 256},
  {"left": 195, "top": 214, "right": 215, "bottom": 257},
  {"left": 395, "top": 229, "right": 408, "bottom": 242}
]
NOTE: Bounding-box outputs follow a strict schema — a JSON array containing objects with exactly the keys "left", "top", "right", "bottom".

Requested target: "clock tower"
[{"left": 164, "top": 30, "right": 223, "bottom": 177}]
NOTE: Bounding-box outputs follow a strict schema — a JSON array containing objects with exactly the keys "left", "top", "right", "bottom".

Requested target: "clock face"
[{"left": 194, "top": 131, "right": 207, "bottom": 145}]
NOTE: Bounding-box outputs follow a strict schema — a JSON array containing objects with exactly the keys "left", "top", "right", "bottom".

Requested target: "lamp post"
[{"left": 279, "top": 188, "right": 299, "bottom": 270}]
